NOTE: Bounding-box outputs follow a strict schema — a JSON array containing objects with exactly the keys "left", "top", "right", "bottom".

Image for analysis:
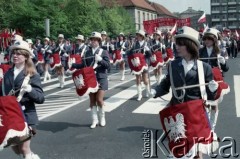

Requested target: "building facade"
[
  {"left": 211, "top": 0, "right": 240, "bottom": 30},
  {"left": 100, "top": 0, "right": 176, "bottom": 31}
]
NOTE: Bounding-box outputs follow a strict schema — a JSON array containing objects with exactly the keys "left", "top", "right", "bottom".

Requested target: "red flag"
[{"left": 198, "top": 13, "right": 206, "bottom": 23}]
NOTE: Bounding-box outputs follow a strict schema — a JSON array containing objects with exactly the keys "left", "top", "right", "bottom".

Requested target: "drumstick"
[
  {"left": 175, "top": 80, "right": 223, "bottom": 90},
  {"left": 199, "top": 57, "right": 219, "bottom": 60}
]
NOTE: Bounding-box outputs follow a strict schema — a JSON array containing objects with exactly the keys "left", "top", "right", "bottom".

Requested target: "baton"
[{"left": 175, "top": 80, "right": 223, "bottom": 91}]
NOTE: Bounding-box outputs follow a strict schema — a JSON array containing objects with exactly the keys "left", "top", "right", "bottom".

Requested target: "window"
[
  {"left": 138, "top": 11, "right": 140, "bottom": 23},
  {"left": 147, "top": 13, "right": 149, "bottom": 20},
  {"left": 143, "top": 12, "right": 145, "bottom": 21},
  {"left": 151, "top": 14, "right": 153, "bottom": 20}
]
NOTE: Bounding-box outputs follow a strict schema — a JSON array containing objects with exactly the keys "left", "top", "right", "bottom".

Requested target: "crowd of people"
[{"left": 0, "top": 25, "right": 235, "bottom": 159}]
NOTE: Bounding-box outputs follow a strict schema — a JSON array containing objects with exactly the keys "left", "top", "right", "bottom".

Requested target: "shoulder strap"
[
  {"left": 197, "top": 60, "right": 207, "bottom": 100},
  {"left": 17, "top": 74, "right": 31, "bottom": 102},
  {"left": 169, "top": 61, "right": 185, "bottom": 101}
]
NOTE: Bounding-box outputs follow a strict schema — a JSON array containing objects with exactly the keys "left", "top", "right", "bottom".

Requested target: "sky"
[{"left": 150, "top": 0, "right": 211, "bottom": 14}]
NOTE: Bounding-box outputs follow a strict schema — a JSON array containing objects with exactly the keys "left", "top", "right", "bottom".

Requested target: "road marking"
[
  {"left": 37, "top": 69, "right": 138, "bottom": 120},
  {"left": 234, "top": 75, "right": 240, "bottom": 117},
  {"left": 86, "top": 75, "right": 163, "bottom": 113},
  {"left": 86, "top": 85, "right": 138, "bottom": 112},
  {"left": 132, "top": 90, "right": 171, "bottom": 114}
]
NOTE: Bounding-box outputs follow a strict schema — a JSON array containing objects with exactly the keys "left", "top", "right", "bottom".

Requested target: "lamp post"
[{"left": 45, "top": 18, "right": 50, "bottom": 37}]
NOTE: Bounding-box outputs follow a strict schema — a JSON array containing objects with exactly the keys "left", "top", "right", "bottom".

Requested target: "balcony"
[
  {"left": 228, "top": 17, "right": 238, "bottom": 21},
  {"left": 228, "top": 10, "right": 237, "bottom": 13},
  {"left": 211, "top": 2, "right": 220, "bottom": 6},
  {"left": 221, "top": 2, "right": 227, "bottom": 5},
  {"left": 228, "top": 2, "right": 237, "bottom": 5},
  {"left": 222, "top": 11, "right": 227, "bottom": 13},
  {"left": 212, "top": 18, "right": 221, "bottom": 21},
  {"left": 212, "top": 10, "right": 220, "bottom": 13},
  {"left": 229, "top": 25, "right": 237, "bottom": 29},
  {"left": 222, "top": 19, "right": 227, "bottom": 21}
]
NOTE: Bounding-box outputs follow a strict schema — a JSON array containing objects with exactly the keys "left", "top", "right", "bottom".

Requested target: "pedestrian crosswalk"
[{"left": 36, "top": 70, "right": 171, "bottom": 120}]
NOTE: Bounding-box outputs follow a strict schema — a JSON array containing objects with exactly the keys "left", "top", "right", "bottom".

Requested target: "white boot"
[
  {"left": 137, "top": 85, "right": 142, "bottom": 101},
  {"left": 120, "top": 70, "right": 125, "bottom": 81},
  {"left": 210, "top": 109, "right": 219, "bottom": 131},
  {"left": 58, "top": 76, "right": 62, "bottom": 88},
  {"left": 24, "top": 152, "right": 40, "bottom": 159},
  {"left": 90, "top": 106, "right": 99, "bottom": 129},
  {"left": 43, "top": 72, "right": 48, "bottom": 82},
  {"left": 157, "top": 75, "right": 161, "bottom": 85},
  {"left": 60, "top": 75, "right": 65, "bottom": 88},
  {"left": 98, "top": 107, "right": 106, "bottom": 127},
  {"left": 47, "top": 72, "right": 51, "bottom": 80},
  {"left": 155, "top": 75, "right": 158, "bottom": 83},
  {"left": 145, "top": 84, "right": 151, "bottom": 98}
]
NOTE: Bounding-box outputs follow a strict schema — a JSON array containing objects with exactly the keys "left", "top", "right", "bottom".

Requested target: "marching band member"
[
  {"left": 26, "top": 39, "right": 37, "bottom": 64},
  {"left": 53, "top": 34, "right": 67, "bottom": 88},
  {"left": 75, "top": 34, "right": 88, "bottom": 56},
  {"left": 152, "top": 26, "right": 218, "bottom": 159},
  {"left": 101, "top": 31, "right": 113, "bottom": 80},
  {"left": 33, "top": 37, "right": 45, "bottom": 77},
  {"left": 128, "top": 30, "right": 151, "bottom": 101},
  {"left": 41, "top": 37, "right": 52, "bottom": 81},
  {"left": 149, "top": 30, "right": 164, "bottom": 84},
  {"left": 71, "top": 32, "right": 110, "bottom": 129},
  {"left": 114, "top": 32, "right": 129, "bottom": 81},
  {"left": 199, "top": 28, "right": 229, "bottom": 133},
  {"left": 33, "top": 37, "right": 42, "bottom": 53},
  {"left": 164, "top": 32, "right": 177, "bottom": 60},
  {"left": 1, "top": 40, "right": 44, "bottom": 159}
]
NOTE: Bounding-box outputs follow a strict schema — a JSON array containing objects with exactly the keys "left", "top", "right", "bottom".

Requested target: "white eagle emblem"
[
  {"left": 164, "top": 113, "right": 186, "bottom": 142},
  {"left": 131, "top": 57, "right": 140, "bottom": 67},
  {"left": 0, "top": 115, "right": 3, "bottom": 126},
  {"left": 74, "top": 74, "right": 85, "bottom": 89},
  {"left": 150, "top": 54, "right": 157, "bottom": 63}
]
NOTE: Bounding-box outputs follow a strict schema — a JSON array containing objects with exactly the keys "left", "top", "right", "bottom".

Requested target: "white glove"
[
  {"left": 162, "top": 45, "right": 166, "bottom": 50},
  {"left": 41, "top": 48, "right": 45, "bottom": 52},
  {"left": 208, "top": 80, "right": 219, "bottom": 92},
  {"left": 218, "top": 55, "right": 225, "bottom": 64},
  {"left": 22, "top": 84, "right": 32, "bottom": 93},
  {"left": 150, "top": 89, "right": 156, "bottom": 98},
  {"left": 95, "top": 54, "right": 103, "bottom": 62},
  {"left": 63, "top": 53, "right": 69, "bottom": 57},
  {"left": 144, "top": 45, "right": 150, "bottom": 51},
  {"left": 47, "top": 50, "right": 52, "bottom": 54}
]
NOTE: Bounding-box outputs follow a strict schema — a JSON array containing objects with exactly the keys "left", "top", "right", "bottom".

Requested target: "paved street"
[{"left": 0, "top": 58, "right": 240, "bottom": 159}]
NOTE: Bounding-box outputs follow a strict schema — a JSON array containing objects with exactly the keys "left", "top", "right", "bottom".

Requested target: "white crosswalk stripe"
[
  {"left": 234, "top": 75, "right": 240, "bottom": 117},
  {"left": 37, "top": 72, "right": 172, "bottom": 120},
  {"left": 132, "top": 90, "right": 171, "bottom": 114},
  {"left": 36, "top": 69, "right": 136, "bottom": 120}
]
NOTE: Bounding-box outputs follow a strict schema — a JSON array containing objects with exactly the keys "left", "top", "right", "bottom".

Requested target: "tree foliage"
[{"left": 0, "top": 0, "right": 135, "bottom": 39}]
